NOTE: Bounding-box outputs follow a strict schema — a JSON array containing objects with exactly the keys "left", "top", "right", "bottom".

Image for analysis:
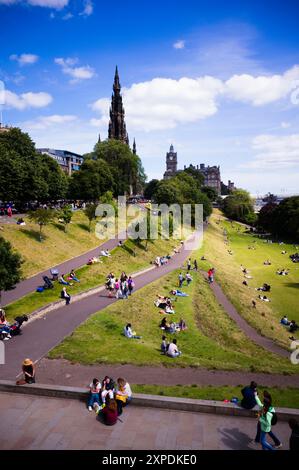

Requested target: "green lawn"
[
  {"left": 5, "top": 237, "right": 178, "bottom": 322},
  {"left": 132, "top": 384, "right": 299, "bottom": 409},
  {"left": 1, "top": 211, "right": 103, "bottom": 278},
  {"left": 49, "top": 267, "right": 297, "bottom": 374},
  {"left": 198, "top": 211, "right": 299, "bottom": 348}
]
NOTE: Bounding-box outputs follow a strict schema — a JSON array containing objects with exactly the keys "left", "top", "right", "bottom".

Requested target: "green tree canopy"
[
  {"left": 222, "top": 189, "right": 256, "bottom": 225},
  {"left": 28, "top": 208, "right": 56, "bottom": 241},
  {"left": 68, "top": 158, "right": 114, "bottom": 201},
  {"left": 0, "top": 236, "right": 23, "bottom": 302}
]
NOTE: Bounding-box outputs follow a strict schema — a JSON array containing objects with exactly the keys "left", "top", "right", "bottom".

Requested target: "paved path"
[
  {"left": 2, "top": 232, "right": 126, "bottom": 305},
  {"left": 202, "top": 272, "right": 290, "bottom": 359},
  {"left": 0, "top": 391, "right": 291, "bottom": 450},
  {"left": 36, "top": 358, "right": 299, "bottom": 388},
  {"left": 0, "top": 237, "right": 194, "bottom": 380}
]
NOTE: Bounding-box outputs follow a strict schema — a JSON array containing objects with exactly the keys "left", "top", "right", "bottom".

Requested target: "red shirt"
[{"left": 103, "top": 407, "right": 118, "bottom": 425}]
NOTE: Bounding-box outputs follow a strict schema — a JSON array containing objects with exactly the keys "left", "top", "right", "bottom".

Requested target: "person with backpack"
[
  {"left": 61, "top": 287, "right": 71, "bottom": 305},
  {"left": 254, "top": 391, "right": 282, "bottom": 449},
  {"left": 127, "top": 276, "right": 135, "bottom": 296}
]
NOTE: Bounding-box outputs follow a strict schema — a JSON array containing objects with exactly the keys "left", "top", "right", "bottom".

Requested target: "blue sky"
[{"left": 0, "top": 0, "right": 299, "bottom": 195}]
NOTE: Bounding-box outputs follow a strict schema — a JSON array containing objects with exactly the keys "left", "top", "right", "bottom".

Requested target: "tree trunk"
[{"left": 39, "top": 224, "right": 42, "bottom": 242}]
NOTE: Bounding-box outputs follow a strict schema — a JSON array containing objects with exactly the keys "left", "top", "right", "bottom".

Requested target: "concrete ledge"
[{"left": 0, "top": 380, "right": 298, "bottom": 421}]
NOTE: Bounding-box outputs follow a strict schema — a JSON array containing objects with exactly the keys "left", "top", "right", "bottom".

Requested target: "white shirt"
[
  {"left": 117, "top": 382, "right": 132, "bottom": 398},
  {"left": 167, "top": 343, "right": 178, "bottom": 356},
  {"left": 124, "top": 326, "right": 133, "bottom": 338}
]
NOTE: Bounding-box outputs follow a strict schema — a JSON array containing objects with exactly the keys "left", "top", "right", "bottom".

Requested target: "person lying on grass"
[
  {"left": 258, "top": 295, "right": 271, "bottom": 302},
  {"left": 276, "top": 268, "right": 289, "bottom": 275},
  {"left": 170, "top": 289, "right": 189, "bottom": 297}
]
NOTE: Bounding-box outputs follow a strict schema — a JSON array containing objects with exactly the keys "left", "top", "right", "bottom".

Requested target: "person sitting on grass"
[
  {"left": 243, "top": 280, "right": 248, "bottom": 286},
  {"left": 161, "top": 335, "right": 169, "bottom": 354},
  {"left": 59, "top": 274, "right": 71, "bottom": 286},
  {"left": 280, "top": 316, "right": 290, "bottom": 326},
  {"left": 289, "top": 320, "right": 299, "bottom": 333},
  {"left": 69, "top": 269, "right": 80, "bottom": 283},
  {"left": 178, "top": 318, "right": 187, "bottom": 331},
  {"left": 258, "top": 295, "right": 271, "bottom": 302},
  {"left": 166, "top": 322, "right": 176, "bottom": 334},
  {"left": 276, "top": 268, "right": 289, "bottom": 275},
  {"left": 166, "top": 339, "right": 181, "bottom": 358},
  {"left": 123, "top": 323, "right": 142, "bottom": 339},
  {"left": 256, "top": 283, "right": 271, "bottom": 292},
  {"left": 87, "top": 378, "right": 102, "bottom": 412},
  {"left": 160, "top": 317, "right": 168, "bottom": 329},
  {"left": 264, "top": 260, "right": 271, "bottom": 265}
]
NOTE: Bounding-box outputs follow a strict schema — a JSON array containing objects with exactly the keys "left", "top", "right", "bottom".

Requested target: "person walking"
[
  {"left": 193, "top": 259, "right": 198, "bottom": 271},
  {"left": 255, "top": 392, "right": 282, "bottom": 450},
  {"left": 187, "top": 258, "right": 191, "bottom": 271},
  {"left": 61, "top": 287, "right": 71, "bottom": 305},
  {"left": 121, "top": 280, "right": 129, "bottom": 299},
  {"left": 178, "top": 273, "right": 184, "bottom": 288},
  {"left": 128, "top": 276, "right": 134, "bottom": 296}
]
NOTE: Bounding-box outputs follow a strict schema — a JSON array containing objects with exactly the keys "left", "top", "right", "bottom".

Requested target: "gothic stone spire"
[{"left": 108, "top": 66, "right": 129, "bottom": 145}]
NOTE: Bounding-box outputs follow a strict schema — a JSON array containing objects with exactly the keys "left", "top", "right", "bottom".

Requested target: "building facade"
[
  {"left": 163, "top": 144, "right": 178, "bottom": 179},
  {"left": 37, "top": 148, "right": 83, "bottom": 176}
]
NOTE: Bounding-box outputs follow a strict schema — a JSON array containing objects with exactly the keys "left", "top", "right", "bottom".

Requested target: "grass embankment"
[
  {"left": 5, "top": 237, "right": 178, "bottom": 322},
  {"left": 1, "top": 211, "right": 103, "bottom": 278},
  {"left": 199, "top": 211, "right": 299, "bottom": 348},
  {"left": 49, "top": 266, "right": 297, "bottom": 374},
  {"left": 132, "top": 384, "right": 299, "bottom": 409}
]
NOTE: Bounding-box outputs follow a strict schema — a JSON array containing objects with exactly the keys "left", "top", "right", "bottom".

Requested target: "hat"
[{"left": 23, "top": 358, "right": 33, "bottom": 366}]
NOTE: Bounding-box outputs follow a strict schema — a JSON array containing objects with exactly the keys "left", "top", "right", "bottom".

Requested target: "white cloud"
[
  {"left": 23, "top": 114, "right": 77, "bottom": 129},
  {"left": 4, "top": 89, "right": 52, "bottom": 109},
  {"left": 0, "top": 0, "right": 69, "bottom": 7},
  {"left": 62, "top": 11, "right": 73, "bottom": 20},
  {"left": 55, "top": 57, "right": 95, "bottom": 83},
  {"left": 91, "top": 77, "right": 224, "bottom": 131},
  {"left": 10, "top": 53, "right": 39, "bottom": 66},
  {"left": 79, "top": 0, "right": 93, "bottom": 16},
  {"left": 244, "top": 133, "right": 299, "bottom": 169},
  {"left": 281, "top": 121, "right": 291, "bottom": 128},
  {"left": 173, "top": 40, "right": 185, "bottom": 50},
  {"left": 225, "top": 65, "right": 299, "bottom": 105}
]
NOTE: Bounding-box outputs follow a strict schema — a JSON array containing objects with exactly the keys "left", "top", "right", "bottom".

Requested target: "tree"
[
  {"left": 144, "top": 179, "right": 159, "bottom": 200},
  {"left": 0, "top": 236, "right": 23, "bottom": 305},
  {"left": 222, "top": 189, "right": 256, "bottom": 225},
  {"left": 57, "top": 205, "right": 73, "bottom": 232},
  {"left": 257, "top": 203, "right": 278, "bottom": 232},
  {"left": 40, "top": 154, "right": 68, "bottom": 201},
  {"left": 84, "top": 203, "right": 97, "bottom": 232},
  {"left": 28, "top": 208, "right": 56, "bottom": 241},
  {"left": 201, "top": 186, "right": 218, "bottom": 202},
  {"left": 68, "top": 159, "right": 114, "bottom": 201},
  {"left": 271, "top": 196, "right": 299, "bottom": 239}
]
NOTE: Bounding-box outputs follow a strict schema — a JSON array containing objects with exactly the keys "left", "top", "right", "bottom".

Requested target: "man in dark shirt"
[
  {"left": 240, "top": 381, "right": 258, "bottom": 409},
  {"left": 289, "top": 419, "right": 299, "bottom": 450}
]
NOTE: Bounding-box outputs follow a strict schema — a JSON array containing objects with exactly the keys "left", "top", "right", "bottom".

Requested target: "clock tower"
[{"left": 163, "top": 144, "right": 178, "bottom": 179}]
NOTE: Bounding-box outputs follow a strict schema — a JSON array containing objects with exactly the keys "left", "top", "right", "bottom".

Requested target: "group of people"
[
  {"left": 87, "top": 376, "right": 132, "bottom": 425},
  {"left": 106, "top": 272, "right": 135, "bottom": 299},
  {"left": 159, "top": 317, "right": 187, "bottom": 334},
  {"left": 280, "top": 316, "right": 298, "bottom": 334},
  {"left": 178, "top": 272, "right": 193, "bottom": 287},
  {"left": 0, "top": 309, "right": 28, "bottom": 341},
  {"left": 207, "top": 267, "right": 215, "bottom": 283},
  {"left": 154, "top": 295, "right": 176, "bottom": 314},
  {"left": 160, "top": 337, "right": 182, "bottom": 357},
  {"left": 276, "top": 268, "right": 289, "bottom": 276},
  {"left": 240, "top": 381, "right": 299, "bottom": 450},
  {"left": 154, "top": 255, "right": 171, "bottom": 267}
]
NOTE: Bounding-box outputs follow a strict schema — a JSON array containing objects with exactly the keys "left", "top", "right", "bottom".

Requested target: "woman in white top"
[
  {"left": 123, "top": 323, "right": 142, "bottom": 339},
  {"left": 167, "top": 339, "right": 181, "bottom": 358}
]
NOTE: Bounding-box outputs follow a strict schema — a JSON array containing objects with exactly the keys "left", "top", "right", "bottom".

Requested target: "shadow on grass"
[
  {"left": 19, "top": 228, "right": 46, "bottom": 242},
  {"left": 76, "top": 223, "right": 90, "bottom": 232},
  {"left": 121, "top": 243, "right": 136, "bottom": 256},
  {"left": 285, "top": 282, "right": 299, "bottom": 289},
  {"left": 53, "top": 223, "right": 66, "bottom": 232}
]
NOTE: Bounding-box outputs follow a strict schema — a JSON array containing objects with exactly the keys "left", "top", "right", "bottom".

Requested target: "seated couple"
[
  {"left": 59, "top": 269, "right": 80, "bottom": 285},
  {"left": 123, "top": 323, "right": 142, "bottom": 339},
  {"left": 256, "top": 283, "right": 271, "bottom": 292},
  {"left": 160, "top": 317, "right": 187, "bottom": 333},
  {"left": 281, "top": 318, "right": 299, "bottom": 332},
  {"left": 161, "top": 338, "right": 181, "bottom": 357}
]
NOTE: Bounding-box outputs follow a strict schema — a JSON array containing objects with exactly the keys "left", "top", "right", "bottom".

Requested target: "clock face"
[{"left": 169, "top": 156, "right": 173, "bottom": 161}]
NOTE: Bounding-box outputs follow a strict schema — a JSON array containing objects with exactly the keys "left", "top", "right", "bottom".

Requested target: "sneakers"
[
  {"left": 95, "top": 404, "right": 106, "bottom": 415},
  {"left": 88, "top": 406, "right": 92, "bottom": 412},
  {"left": 275, "top": 443, "right": 282, "bottom": 449}
]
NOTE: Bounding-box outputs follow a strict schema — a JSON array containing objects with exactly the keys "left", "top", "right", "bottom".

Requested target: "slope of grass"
[
  {"left": 1, "top": 211, "right": 103, "bottom": 278},
  {"left": 198, "top": 211, "right": 299, "bottom": 348},
  {"left": 49, "top": 267, "right": 297, "bottom": 374},
  {"left": 133, "top": 384, "right": 299, "bottom": 408},
  {"left": 5, "top": 237, "right": 178, "bottom": 322}
]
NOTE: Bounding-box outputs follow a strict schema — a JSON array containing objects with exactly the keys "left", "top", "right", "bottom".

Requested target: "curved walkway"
[
  {"left": 0, "top": 236, "right": 195, "bottom": 380},
  {"left": 202, "top": 272, "right": 290, "bottom": 359},
  {"left": 36, "top": 358, "right": 299, "bottom": 388},
  {"left": 2, "top": 232, "right": 126, "bottom": 305}
]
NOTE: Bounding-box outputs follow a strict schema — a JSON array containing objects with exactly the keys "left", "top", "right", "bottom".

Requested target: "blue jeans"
[
  {"left": 255, "top": 422, "right": 280, "bottom": 446},
  {"left": 88, "top": 393, "right": 100, "bottom": 408},
  {"left": 260, "top": 431, "right": 276, "bottom": 450}
]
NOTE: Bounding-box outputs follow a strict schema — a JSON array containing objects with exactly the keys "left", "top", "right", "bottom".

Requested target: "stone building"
[{"left": 163, "top": 144, "right": 178, "bottom": 179}]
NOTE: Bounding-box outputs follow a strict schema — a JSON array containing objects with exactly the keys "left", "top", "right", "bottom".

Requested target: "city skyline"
[{"left": 0, "top": 0, "right": 299, "bottom": 194}]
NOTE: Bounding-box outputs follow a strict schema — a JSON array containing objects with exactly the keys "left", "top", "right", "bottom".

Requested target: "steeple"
[
  {"left": 133, "top": 138, "right": 136, "bottom": 155},
  {"left": 108, "top": 66, "right": 129, "bottom": 145}
]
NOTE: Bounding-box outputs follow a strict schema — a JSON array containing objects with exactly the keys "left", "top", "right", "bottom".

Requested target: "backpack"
[{"left": 271, "top": 411, "right": 278, "bottom": 426}]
